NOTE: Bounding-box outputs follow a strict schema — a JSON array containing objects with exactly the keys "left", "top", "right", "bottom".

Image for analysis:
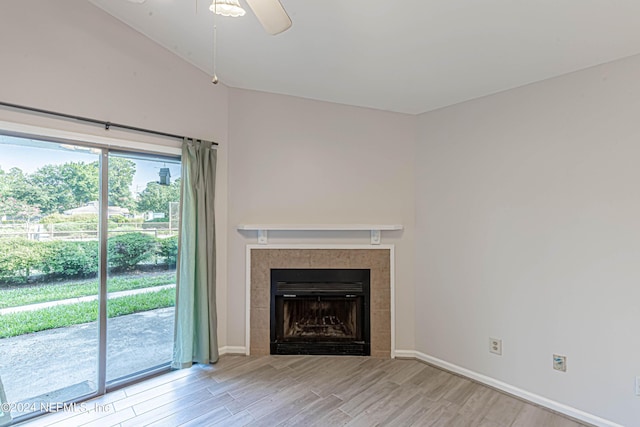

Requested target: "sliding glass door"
[
  {"left": 0, "top": 134, "right": 179, "bottom": 421},
  {"left": 106, "top": 152, "right": 180, "bottom": 383},
  {"left": 0, "top": 136, "right": 101, "bottom": 417}
]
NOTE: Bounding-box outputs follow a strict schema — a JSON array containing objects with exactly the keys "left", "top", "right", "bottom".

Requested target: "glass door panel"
[
  {"left": 0, "top": 136, "right": 100, "bottom": 417},
  {"left": 105, "top": 153, "right": 180, "bottom": 383}
]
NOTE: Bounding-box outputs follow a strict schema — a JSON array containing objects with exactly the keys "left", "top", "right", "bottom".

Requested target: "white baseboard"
[
  {"left": 394, "top": 350, "right": 621, "bottom": 427},
  {"left": 218, "top": 346, "right": 247, "bottom": 355}
]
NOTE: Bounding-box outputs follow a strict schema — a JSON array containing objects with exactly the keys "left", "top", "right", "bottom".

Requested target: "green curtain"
[{"left": 172, "top": 138, "right": 218, "bottom": 368}]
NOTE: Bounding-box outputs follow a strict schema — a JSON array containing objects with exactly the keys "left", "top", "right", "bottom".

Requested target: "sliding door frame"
[
  {"left": 97, "top": 150, "right": 109, "bottom": 395},
  {"left": 0, "top": 124, "right": 181, "bottom": 424}
]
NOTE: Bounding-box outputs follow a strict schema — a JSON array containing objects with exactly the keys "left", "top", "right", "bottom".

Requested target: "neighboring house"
[{"left": 63, "top": 201, "right": 129, "bottom": 218}]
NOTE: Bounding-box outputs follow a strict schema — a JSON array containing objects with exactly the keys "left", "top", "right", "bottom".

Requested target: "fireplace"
[{"left": 270, "top": 269, "right": 370, "bottom": 356}]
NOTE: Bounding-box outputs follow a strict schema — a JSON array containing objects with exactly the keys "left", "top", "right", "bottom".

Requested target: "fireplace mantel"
[{"left": 237, "top": 224, "right": 403, "bottom": 245}]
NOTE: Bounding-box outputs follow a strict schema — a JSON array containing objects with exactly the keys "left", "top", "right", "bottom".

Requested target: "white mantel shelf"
[{"left": 237, "top": 224, "right": 403, "bottom": 245}]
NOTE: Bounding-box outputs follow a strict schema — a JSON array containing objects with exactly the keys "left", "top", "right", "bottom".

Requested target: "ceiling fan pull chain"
[{"left": 212, "top": 1, "right": 219, "bottom": 84}]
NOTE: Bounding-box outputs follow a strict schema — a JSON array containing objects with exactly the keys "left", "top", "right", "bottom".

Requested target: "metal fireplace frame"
[{"left": 270, "top": 268, "right": 371, "bottom": 356}]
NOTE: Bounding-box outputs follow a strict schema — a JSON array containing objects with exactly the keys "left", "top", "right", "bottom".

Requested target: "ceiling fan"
[
  {"left": 210, "top": 0, "right": 292, "bottom": 35},
  {"left": 125, "top": 0, "right": 290, "bottom": 84},
  {"left": 207, "top": 0, "right": 291, "bottom": 84},
  {"left": 125, "top": 0, "right": 292, "bottom": 35}
]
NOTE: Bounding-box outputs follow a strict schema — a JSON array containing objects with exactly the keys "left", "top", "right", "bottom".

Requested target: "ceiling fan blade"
[{"left": 245, "top": 0, "right": 292, "bottom": 35}]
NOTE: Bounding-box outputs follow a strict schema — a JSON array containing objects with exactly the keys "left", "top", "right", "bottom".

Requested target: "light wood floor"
[{"left": 18, "top": 355, "right": 591, "bottom": 427}]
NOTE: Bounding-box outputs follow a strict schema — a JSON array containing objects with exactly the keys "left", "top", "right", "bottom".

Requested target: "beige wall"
[
  {"left": 415, "top": 54, "right": 640, "bottom": 426},
  {"left": 227, "top": 88, "right": 416, "bottom": 351},
  {"left": 0, "top": 0, "right": 230, "bottom": 346}
]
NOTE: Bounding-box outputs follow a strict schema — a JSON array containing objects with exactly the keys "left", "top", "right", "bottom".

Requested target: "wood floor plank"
[
  {"left": 209, "top": 410, "right": 255, "bottom": 426},
  {"left": 120, "top": 391, "right": 231, "bottom": 427},
  {"left": 512, "top": 405, "right": 586, "bottom": 427},
  {"left": 121, "top": 367, "right": 207, "bottom": 398},
  {"left": 456, "top": 384, "right": 498, "bottom": 420},
  {"left": 280, "top": 395, "right": 344, "bottom": 427},
  {"left": 409, "top": 400, "right": 456, "bottom": 427},
  {"left": 246, "top": 390, "right": 320, "bottom": 427},
  {"left": 478, "top": 419, "right": 503, "bottom": 427},
  {"left": 407, "top": 363, "right": 448, "bottom": 387},
  {"left": 331, "top": 367, "right": 388, "bottom": 401},
  {"left": 243, "top": 381, "right": 312, "bottom": 420},
  {"left": 384, "top": 359, "right": 429, "bottom": 384},
  {"left": 174, "top": 406, "right": 231, "bottom": 427},
  {"left": 442, "top": 376, "right": 481, "bottom": 406},
  {"left": 482, "top": 392, "right": 524, "bottom": 426},
  {"left": 338, "top": 380, "right": 399, "bottom": 417},
  {"left": 422, "top": 370, "right": 458, "bottom": 401},
  {"left": 144, "top": 395, "right": 231, "bottom": 427},
  {"left": 345, "top": 384, "right": 423, "bottom": 426},
  {"left": 308, "top": 408, "right": 353, "bottom": 427},
  {"left": 17, "top": 355, "right": 594, "bottom": 427},
  {"left": 223, "top": 376, "right": 296, "bottom": 415},
  {"left": 378, "top": 392, "right": 431, "bottom": 426},
  {"left": 113, "top": 376, "right": 217, "bottom": 413},
  {"left": 133, "top": 386, "right": 228, "bottom": 419}
]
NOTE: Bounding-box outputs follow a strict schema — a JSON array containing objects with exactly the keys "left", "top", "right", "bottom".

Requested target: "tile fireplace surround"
[{"left": 247, "top": 247, "right": 393, "bottom": 358}]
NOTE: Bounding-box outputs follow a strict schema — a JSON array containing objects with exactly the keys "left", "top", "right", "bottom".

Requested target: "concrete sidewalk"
[
  {"left": 0, "top": 308, "right": 174, "bottom": 412},
  {"left": 0, "top": 284, "right": 176, "bottom": 315}
]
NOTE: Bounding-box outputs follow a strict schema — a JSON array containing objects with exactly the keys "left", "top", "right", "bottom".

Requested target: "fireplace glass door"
[{"left": 282, "top": 297, "right": 361, "bottom": 341}]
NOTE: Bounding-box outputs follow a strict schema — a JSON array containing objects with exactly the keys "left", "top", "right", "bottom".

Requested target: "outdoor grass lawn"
[
  {"left": 0, "top": 288, "right": 175, "bottom": 338},
  {"left": 0, "top": 272, "right": 176, "bottom": 309}
]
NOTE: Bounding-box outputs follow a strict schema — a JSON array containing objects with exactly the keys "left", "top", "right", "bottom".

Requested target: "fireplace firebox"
[
  {"left": 271, "top": 269, "right": 371, "bottom": 356},
  {"left": 270, "top": 269, "right": 370, "bottom": 356}
]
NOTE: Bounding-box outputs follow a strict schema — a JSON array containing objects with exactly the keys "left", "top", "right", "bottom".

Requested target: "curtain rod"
[{"left": 0, "top": 101, "right": 218, "bottom": 146}]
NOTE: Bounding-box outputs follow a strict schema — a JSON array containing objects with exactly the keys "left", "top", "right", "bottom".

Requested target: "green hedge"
[
  {"left": 41, "top": 240, "right": 99, "bottom": 277},
  {"left": 0, "top": 233, "right": 178, "bottom": 283},
  {"left": 157, "top": 236, "right": 178, "bottom": 268},
  {"left": 107, "top": 232, "right": 157, "bottom": 271},
  {"left": 0, "top": 239, "right": 44, "bottom": 283}
]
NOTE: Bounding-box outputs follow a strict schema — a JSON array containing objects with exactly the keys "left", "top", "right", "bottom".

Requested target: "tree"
[
  {"left": 136, "top": 178, "right": 181, "bottom": 218},
  {"left": 0, "top": 167, "right": 49, "bottom": 216},
  {"left": 0, "top": 196, "right": 40, "bottom": 220},
  {"left": 31, "top": 158, "right": 135, "bottom": 213},
  {"left": 30, "top": 162, "right": 100, "bottom": 214},
  {"left": 31, "top": 164, "right": 73, "bottom": 214},
  {"left": 107, "top": 158, "right": 136, "bottom": 211},
  {"left": 62, "top": 162, "right": 99, "bottom": 207},
  {"left": 0, "top": 158, "right": 136, "bottom": 217}
]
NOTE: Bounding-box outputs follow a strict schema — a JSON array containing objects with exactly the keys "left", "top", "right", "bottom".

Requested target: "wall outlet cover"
[
  {"left": 553, "top": 354, "right": 567, "bottom": 372},
  {"left": 489, "top": 338, "right": 502, "bottom": 355}
]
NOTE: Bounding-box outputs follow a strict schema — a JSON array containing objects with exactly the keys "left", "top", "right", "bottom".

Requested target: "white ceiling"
[{"left": 89, "top": 0, "right": 640, "bottom": 114}]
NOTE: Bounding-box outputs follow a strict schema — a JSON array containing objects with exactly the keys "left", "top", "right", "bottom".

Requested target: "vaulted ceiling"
[{"left": 90, "top": 0, "right": 640, "bottom": 114}]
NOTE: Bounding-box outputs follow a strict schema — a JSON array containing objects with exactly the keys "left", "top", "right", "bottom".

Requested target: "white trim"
[
  {"left": 0, "top": 119, "right": 181, "bottom": 156},
  {"left": 238, "top": 224, "right": 403, "bottom": 245},
  {"left": 237, "top": 224, "right": 403, "bottom": 231},
  {"left": 219, "top": 346, "right": 247, "bottom": 355},
  {"left": 245, "top": 244, "right": 253, "bottom": 356},
  {"left": 245, "top": 244, "right": 396, "bottom": 358},
  {"left": 389, "top": 245, "right": 396, "bottom": 358},
  {"left": 394, "top": 350, "right": 622, "bottom": 427}
]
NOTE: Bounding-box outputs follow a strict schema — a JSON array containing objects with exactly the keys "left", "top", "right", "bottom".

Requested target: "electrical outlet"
[
  {"left": 489, "top": 338, "right": 502, "bottom": 355},
  {"left": 553, "top": 354, "right": 567, "bottom": 372},
  {"left": 635, "top": 377, "right": 640, "bottom": 396}
]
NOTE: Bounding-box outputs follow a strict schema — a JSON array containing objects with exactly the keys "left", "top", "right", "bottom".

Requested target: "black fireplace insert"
[{"left": 270, "top": 269, "right": 370, "bottom": 356}]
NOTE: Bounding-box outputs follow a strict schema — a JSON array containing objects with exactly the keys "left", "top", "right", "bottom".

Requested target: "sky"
[{"left": 0, "top": 135, "right": 181, "bottom": 197}]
